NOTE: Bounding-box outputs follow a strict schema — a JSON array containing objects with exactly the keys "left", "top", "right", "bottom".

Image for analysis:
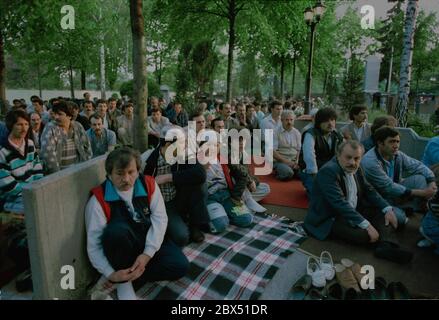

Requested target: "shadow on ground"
[{"left": 264, "top": 204, "right": 439, "bottom": 298}]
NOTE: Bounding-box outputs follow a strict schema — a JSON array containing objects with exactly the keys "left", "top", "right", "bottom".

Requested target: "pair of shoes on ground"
[
  {"left": 290, "top": 251, "right": 335, "bottom": 300},
  {"left": 306, "top": 251, "right": 335, "bottom": 288},
  {"left": 373, "top": 241, "right": 413, "bottom": 264}
]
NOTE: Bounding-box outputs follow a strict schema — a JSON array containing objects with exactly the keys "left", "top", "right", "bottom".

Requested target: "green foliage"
[
  {"left": 191, "top": 40, "right": 218, "bottom": 95},
  {"left": 120, "top": 77, "right": 161, "bottom": 99},
  {"left": 407, "top": 112, "right": 436, "bottom": 138},
  {"left": 340, "top": 54, "right": 364, "bottom": 113}
]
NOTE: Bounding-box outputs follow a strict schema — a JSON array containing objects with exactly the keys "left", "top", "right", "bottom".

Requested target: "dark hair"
[
  {"left": 89, "top": 113, "right": 103, "bottom": 122},
  {"left": 5, "top": 109, "right": 30, "bottom": 131},
  {"left": 284, "top": 101, "right": 293, "bottom": 110},
  {"left": 67, "top": 101, "right": 80, "bottom": 111},
  {"left": 371, "top": 115, "right": 397, "bottom": 134},
  {"left": 349, "top": 105, "right": 367, "bottom": 121},
  {"left": 151, "top": 107, "right": 162, "bottom": 114},
  {"left": 211, "top": 117, "right": 224, "bottom": 129},
  {"left": 269, "top": 100, "right": 283, "bottom": 111},
  {"left": 315, "top": 107, "right": 337, "bottom": 130},
  {"left": 108, "top": 97, "right": 117, "bottom": 103},
  {"left": 105, "top": 147, "right": 141, "bottom": 175},
  {"left": 122, "top": 102, "right": 134, "bottom": 112},
  {"left": 83, "top": 100, "right": 95, "bottom": 109},
  {"left": 373, "top": 126, "right": 399, "bottom": 145},
  {"left": 52, "top": 100, "right": 73, "bottom": 118},
  {"left": 190, "top": 110, "right": 204, "bottom": 120},
  {"left": 32, "top": 97, "right": 44, "bottom": 106},
  {"left": 83, "top": 92, "right": 90, "bottom": 98},
  {"left": 96, "top": 99, "right": 107, "bottom": 106}
]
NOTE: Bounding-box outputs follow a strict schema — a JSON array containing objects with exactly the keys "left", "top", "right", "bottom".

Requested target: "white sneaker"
[
  {"left": 245, "top": 196, "right": 267, "bottom": 213},
  {"left": 307, "top": 257, "right": 326, "bottom": 288},
  {"left": 320, "top": 251, "right": 335, "bottom": 281}
]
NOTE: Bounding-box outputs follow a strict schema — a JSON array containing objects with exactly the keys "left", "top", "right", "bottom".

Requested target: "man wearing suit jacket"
[
  {"left": 304, "top": 140, "right": 413, "bottom": 264},
  {"left": 340, "top": 105, "right": 371, "bottom": 142}
]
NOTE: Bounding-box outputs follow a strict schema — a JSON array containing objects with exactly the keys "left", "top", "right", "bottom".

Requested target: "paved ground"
[{"left": 264, "top": 204, "right": 439, "bottom": 298}]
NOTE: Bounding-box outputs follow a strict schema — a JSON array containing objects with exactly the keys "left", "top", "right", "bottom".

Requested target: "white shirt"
[
  {"left": 85, "top": 180, "right": 168, "bottom": 278},
  {"left": 273, "top": 126, "right": 301, "bottom": 162},
  {"left": 260, "top": 114, "right": 282, "bottom": 141}
]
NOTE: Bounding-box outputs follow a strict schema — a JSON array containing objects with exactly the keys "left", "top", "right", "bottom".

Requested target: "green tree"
[{"left": 340, "top": 54, "right": 364, "bottom": 113}]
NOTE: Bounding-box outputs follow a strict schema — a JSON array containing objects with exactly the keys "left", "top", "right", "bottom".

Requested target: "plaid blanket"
[{"left": 137, "top": 214, "right": 306, "bottom": 300}]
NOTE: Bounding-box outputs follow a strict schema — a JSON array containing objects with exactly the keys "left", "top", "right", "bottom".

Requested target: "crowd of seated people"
[{"left": 3, "top": 94, "right": 439, "bottom": 299}]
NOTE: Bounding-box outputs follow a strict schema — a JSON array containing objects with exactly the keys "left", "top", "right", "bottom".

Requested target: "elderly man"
[
  {"left": 40, "top": 100, "right": 92, "bottom": 173},
  {"left": 86, "top": 147, "right": 189, "bottom": 300},
  {"left": 273, "top": 110, "right": 301, "bottom": 181},
  {"left": 361, "top": 126, "right": 436, "bottom": 214},
  {"left": 304, "top": 140, "right": 413, "bottom": 264}
]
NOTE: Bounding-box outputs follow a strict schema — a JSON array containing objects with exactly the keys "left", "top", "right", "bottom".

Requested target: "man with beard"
[
  {"left": 304, "top": 140, "right": 413, "bottom": 264},
  {"left": 340, "top": 105, "right": 371, "bottom": 142},
  {"left": 40, "top": 100, "right": 92, "bottom": 173}
]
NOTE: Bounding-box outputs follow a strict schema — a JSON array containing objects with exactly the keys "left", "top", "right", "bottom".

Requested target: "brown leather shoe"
[
  {"left": 335, "top": 264, "right": 360, "bottom": 293},
  {"left": 189, "top": 226, "right": 205, "bottom": 243}
]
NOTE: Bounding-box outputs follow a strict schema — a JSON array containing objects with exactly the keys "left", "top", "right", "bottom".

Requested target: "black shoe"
[
  {"left": 15, "top": 269, "right": 33, "bottom": 293},
  {"left": 189, "top": 226, "right": 205, "bottom": 243},
  {"left": 374, "top": 242, "right": 413, "bottom": 264}
]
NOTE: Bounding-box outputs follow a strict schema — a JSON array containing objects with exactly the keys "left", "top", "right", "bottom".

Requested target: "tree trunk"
[
  {"left": 396, "top": 0, "right": 419, "bottom": 127},
  {"left": 81, "top": 69, "right": 86, "bottom": 90},
  {"left": 37, "top": 57, "right": 42, "bottom": 98},
  {"left": 0, "top": 31, "right": 6, "bottom": 116},
  {"left": 130, "top": 0, "right": 148, "bottom": 152},
  {"left": 69, "top": 61, "right": 75, "bottom": 99},
  {"left": 322, "top": 71, "right": 328, "bottom": 97},
  {"left": 280, "top": 57, "right": 285, "bottom": 102},
  {"left": 99, "top": 43, "right": 106, "bottom": 99},
  {"left": 226, "top": 0, "right": 236, "bottom": 104},
  {"left": 291, "top": 56, "right": 296, "bottom": 98}
]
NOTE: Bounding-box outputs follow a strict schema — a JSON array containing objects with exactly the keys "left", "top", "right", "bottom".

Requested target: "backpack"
[{"left": 90, "top": 175, "right": 156, "bottom": 223}]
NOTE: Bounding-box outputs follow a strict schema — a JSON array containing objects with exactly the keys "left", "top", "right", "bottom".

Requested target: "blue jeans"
[
  {"left": 273, "top": 162, "right": 295, "bottom": 181},
  {"left": 207, "top": 189, "right": 253, "bottom": 233}
]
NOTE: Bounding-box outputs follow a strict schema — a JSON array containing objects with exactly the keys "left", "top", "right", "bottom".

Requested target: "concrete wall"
[
  {"left": 294, "top": 120, "right": 429, "bottom": 161},
  {"left": 22, "top": 155, "right": 107, "bottom": 300}
]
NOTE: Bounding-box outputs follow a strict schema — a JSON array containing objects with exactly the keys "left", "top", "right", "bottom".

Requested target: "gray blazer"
[
  {"left": 341, "top": 122, "right": 371, "bottom": 142},
  {"left": 304, "top": 158, "right": 389, "bottom": 240}
]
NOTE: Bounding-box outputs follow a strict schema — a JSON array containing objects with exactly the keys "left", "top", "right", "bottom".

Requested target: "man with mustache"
[
  {"left": 361, "top": 126, "right": 436, "bottom": 215},
  {"left": 85, "top": 147, "right": 188, "bottom": 300},
  {"left": 40, "top": 100, "right": 92, "bottom": 173},
  {"left": 86, "top": 114, "right": 117, "bottom": 158},
  {"left": 304, "top": 140, "right": 413, "bottom": 264},
  {"left": 273, "top": 110, "right": 302, "bottom": 181}
]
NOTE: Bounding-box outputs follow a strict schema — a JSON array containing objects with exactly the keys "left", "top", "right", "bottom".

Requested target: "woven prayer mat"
[{"left": 137, "top": 213, "right": 306, "bottom": 300}]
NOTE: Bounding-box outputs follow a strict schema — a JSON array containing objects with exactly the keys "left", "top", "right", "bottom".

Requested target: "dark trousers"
[
  {"left": 330, "top": 207, "right": 398, "bottom": 246},
  {"left": 166, "top": 183, "right": 210, "bottom": 247},
  {"left": 101, "top": 218, "right": 189, "bottom": 285}
]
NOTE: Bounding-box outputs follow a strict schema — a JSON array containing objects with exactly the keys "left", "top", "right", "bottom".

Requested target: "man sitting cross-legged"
[
  {"left": 304, "top": 140, "right": 413, "bottom": 264},
  {"left": 273, "top": 110, "right": 301, "bottom": 181},
  {"left": 361, "top": 126, "right": 436, "bottom": 215},
  {"left": 85, "top": 147, "right": 189, "bottom": 300}
]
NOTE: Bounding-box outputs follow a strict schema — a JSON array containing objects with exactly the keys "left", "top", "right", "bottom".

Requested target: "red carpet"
[{"left": 250, "top": 159, "right": 309, "bottom": 209}]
